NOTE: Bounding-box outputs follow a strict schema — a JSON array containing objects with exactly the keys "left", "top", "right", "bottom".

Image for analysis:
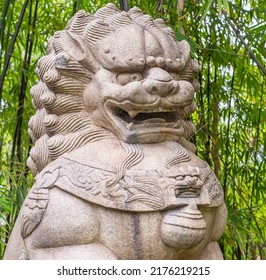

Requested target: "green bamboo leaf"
[
  {"left": 197, "top": 0, "right": 214, "bottom": 27},
  {"left": 217, "top": 0, "right": 222, "bottom": 14},
  {"left": 76, "top": 0, "right": 83, "bottom": 10},
  {"left": 249, "top": 22, "right": 266, "bottom": 34},
  {"left": 223, "top": 0, "right": 230, "bottom": 14}
]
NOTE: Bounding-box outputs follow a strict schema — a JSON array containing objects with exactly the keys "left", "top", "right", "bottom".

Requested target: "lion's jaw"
[{"left": 83, "top": 67, "right": 195, "bottom": 144}]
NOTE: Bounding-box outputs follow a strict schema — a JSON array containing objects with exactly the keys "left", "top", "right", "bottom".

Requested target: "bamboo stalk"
[
  {"left": 223, "top": 65, "right": 235, "bottom": 199},
  {"left": 0, "top": 0, "right": 29, "bottom": 102},
  {"left": 205, "top": 55, "right": 211, "bottom": 165},
  {"left": 0, "top": 0, "right": 12, "bottom": 71},
  {"left": 11, "top": 0, "right": 39, "bottom": 163},
  {"left": 177, "top": 0, "right": 185, "bottom": 35},
  {"left": 120, "top": 0, "right": 129, "bottom": 11},
  {"left": 248, "top": 83, "right": 264, "bottom": 259},
  {"left": 210, "top": 66, "right": 220, "bottom": 177},
  {"left": 156, "top": 0, "right": 164, "bottom": 14}
]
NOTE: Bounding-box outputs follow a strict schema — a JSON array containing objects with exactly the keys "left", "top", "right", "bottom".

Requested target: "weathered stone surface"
[{"left": 4, "top": 3, "right": 227, "bottom": 260}]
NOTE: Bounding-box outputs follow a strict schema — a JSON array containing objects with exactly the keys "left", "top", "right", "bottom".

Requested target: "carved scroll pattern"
[
  {"left": 164, "top": 142, "right": 191, "bottom": 168},
  {"left": 21, "top": 157, "right": 224, "bottom": 238}
]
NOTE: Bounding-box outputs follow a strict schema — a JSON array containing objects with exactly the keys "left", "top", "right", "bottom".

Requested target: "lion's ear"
[{"left": 59, "top": 30, "right": 100, "bottom": 72}]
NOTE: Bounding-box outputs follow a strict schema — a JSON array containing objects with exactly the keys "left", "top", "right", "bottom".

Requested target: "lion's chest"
[
  {"left": 25, "top": 188, "right": 183, "bottom": 259},
  {"left": 23, "top": 141, "right": 218, "bottom": 259},
  {"left": 25, "top": 187, "right": 213, "bottom": 260}
]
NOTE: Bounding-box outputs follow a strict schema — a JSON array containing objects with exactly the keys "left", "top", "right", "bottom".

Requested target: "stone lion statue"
[{"left": 4, "top": 3, "right": 227, "bottom": 260}]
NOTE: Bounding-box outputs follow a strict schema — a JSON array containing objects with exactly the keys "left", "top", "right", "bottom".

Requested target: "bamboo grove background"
[{"left": 0, "top": 0, "right": 265, "bottom": 259}]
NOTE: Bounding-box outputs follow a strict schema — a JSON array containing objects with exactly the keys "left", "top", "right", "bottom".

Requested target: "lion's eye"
[
  {"left": 169, "top": 72, "right": 180, "bottom": 81},
  {"left": 117, "top": 73, "right": 143, "bottom": 85}
]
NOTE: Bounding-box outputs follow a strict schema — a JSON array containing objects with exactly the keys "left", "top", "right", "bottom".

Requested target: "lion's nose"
[
  {"left": 146, "top": 67, "right": 172, "bottom": 82},
  {"left": 142, "top": 68, "right": 178, "bottom": 96}
]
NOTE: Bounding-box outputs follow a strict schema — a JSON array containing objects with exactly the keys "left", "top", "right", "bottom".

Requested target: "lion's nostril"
[
  {"left": 142, "top": 80, "right": 161, "bottom": 95},
  {"left": 142, "top": 79, "right": 177, "bottom": 97},
  {"left": 151, "top": 86, "right": 158, "bottom": 93}
]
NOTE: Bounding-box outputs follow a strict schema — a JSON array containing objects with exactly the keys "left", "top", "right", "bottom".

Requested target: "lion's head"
[{"left": 27, "top": 3, "right": 200, "bottom": 176}]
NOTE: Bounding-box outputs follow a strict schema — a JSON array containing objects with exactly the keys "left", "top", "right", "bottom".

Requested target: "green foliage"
[{"left": 0, "top": 0, "right": 265, "bottom": 259}]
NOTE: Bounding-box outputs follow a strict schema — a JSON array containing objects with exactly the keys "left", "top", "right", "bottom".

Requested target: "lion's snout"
[
  {"left": 141, "top": 67, "right": 178, "bottom": 97},
  {"left": 142, "top": 79, "right": 178, "bottom": 97}
]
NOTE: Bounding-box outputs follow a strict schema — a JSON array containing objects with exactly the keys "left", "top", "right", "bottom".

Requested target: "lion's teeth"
[
  {"left": 127, "top": 110, "right": 138, "bottom": 118},
  {"left": 140, "top": 108, "right": 176, "bottom": 113},
  {"left": 126, "top": 122, "right": 134, "bottom": 130},
  {"left": 126, "top": 108, "right": 176, "bottom": 117}
]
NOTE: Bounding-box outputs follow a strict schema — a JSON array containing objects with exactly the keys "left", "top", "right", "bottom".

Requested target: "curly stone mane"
[{"left": 27, "top": 3, "right": 200, "bottom": 176}]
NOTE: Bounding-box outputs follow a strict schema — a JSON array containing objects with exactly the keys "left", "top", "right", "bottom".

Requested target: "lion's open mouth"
[
  {"left": 104, "top": 100, "right": 184, "bottom": 143},
  {"left": 175, "top": 188, "right": 201, "bottom": 198},
  {"left": 113, "top": 107, "right": 181, "bottom": 130}
]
